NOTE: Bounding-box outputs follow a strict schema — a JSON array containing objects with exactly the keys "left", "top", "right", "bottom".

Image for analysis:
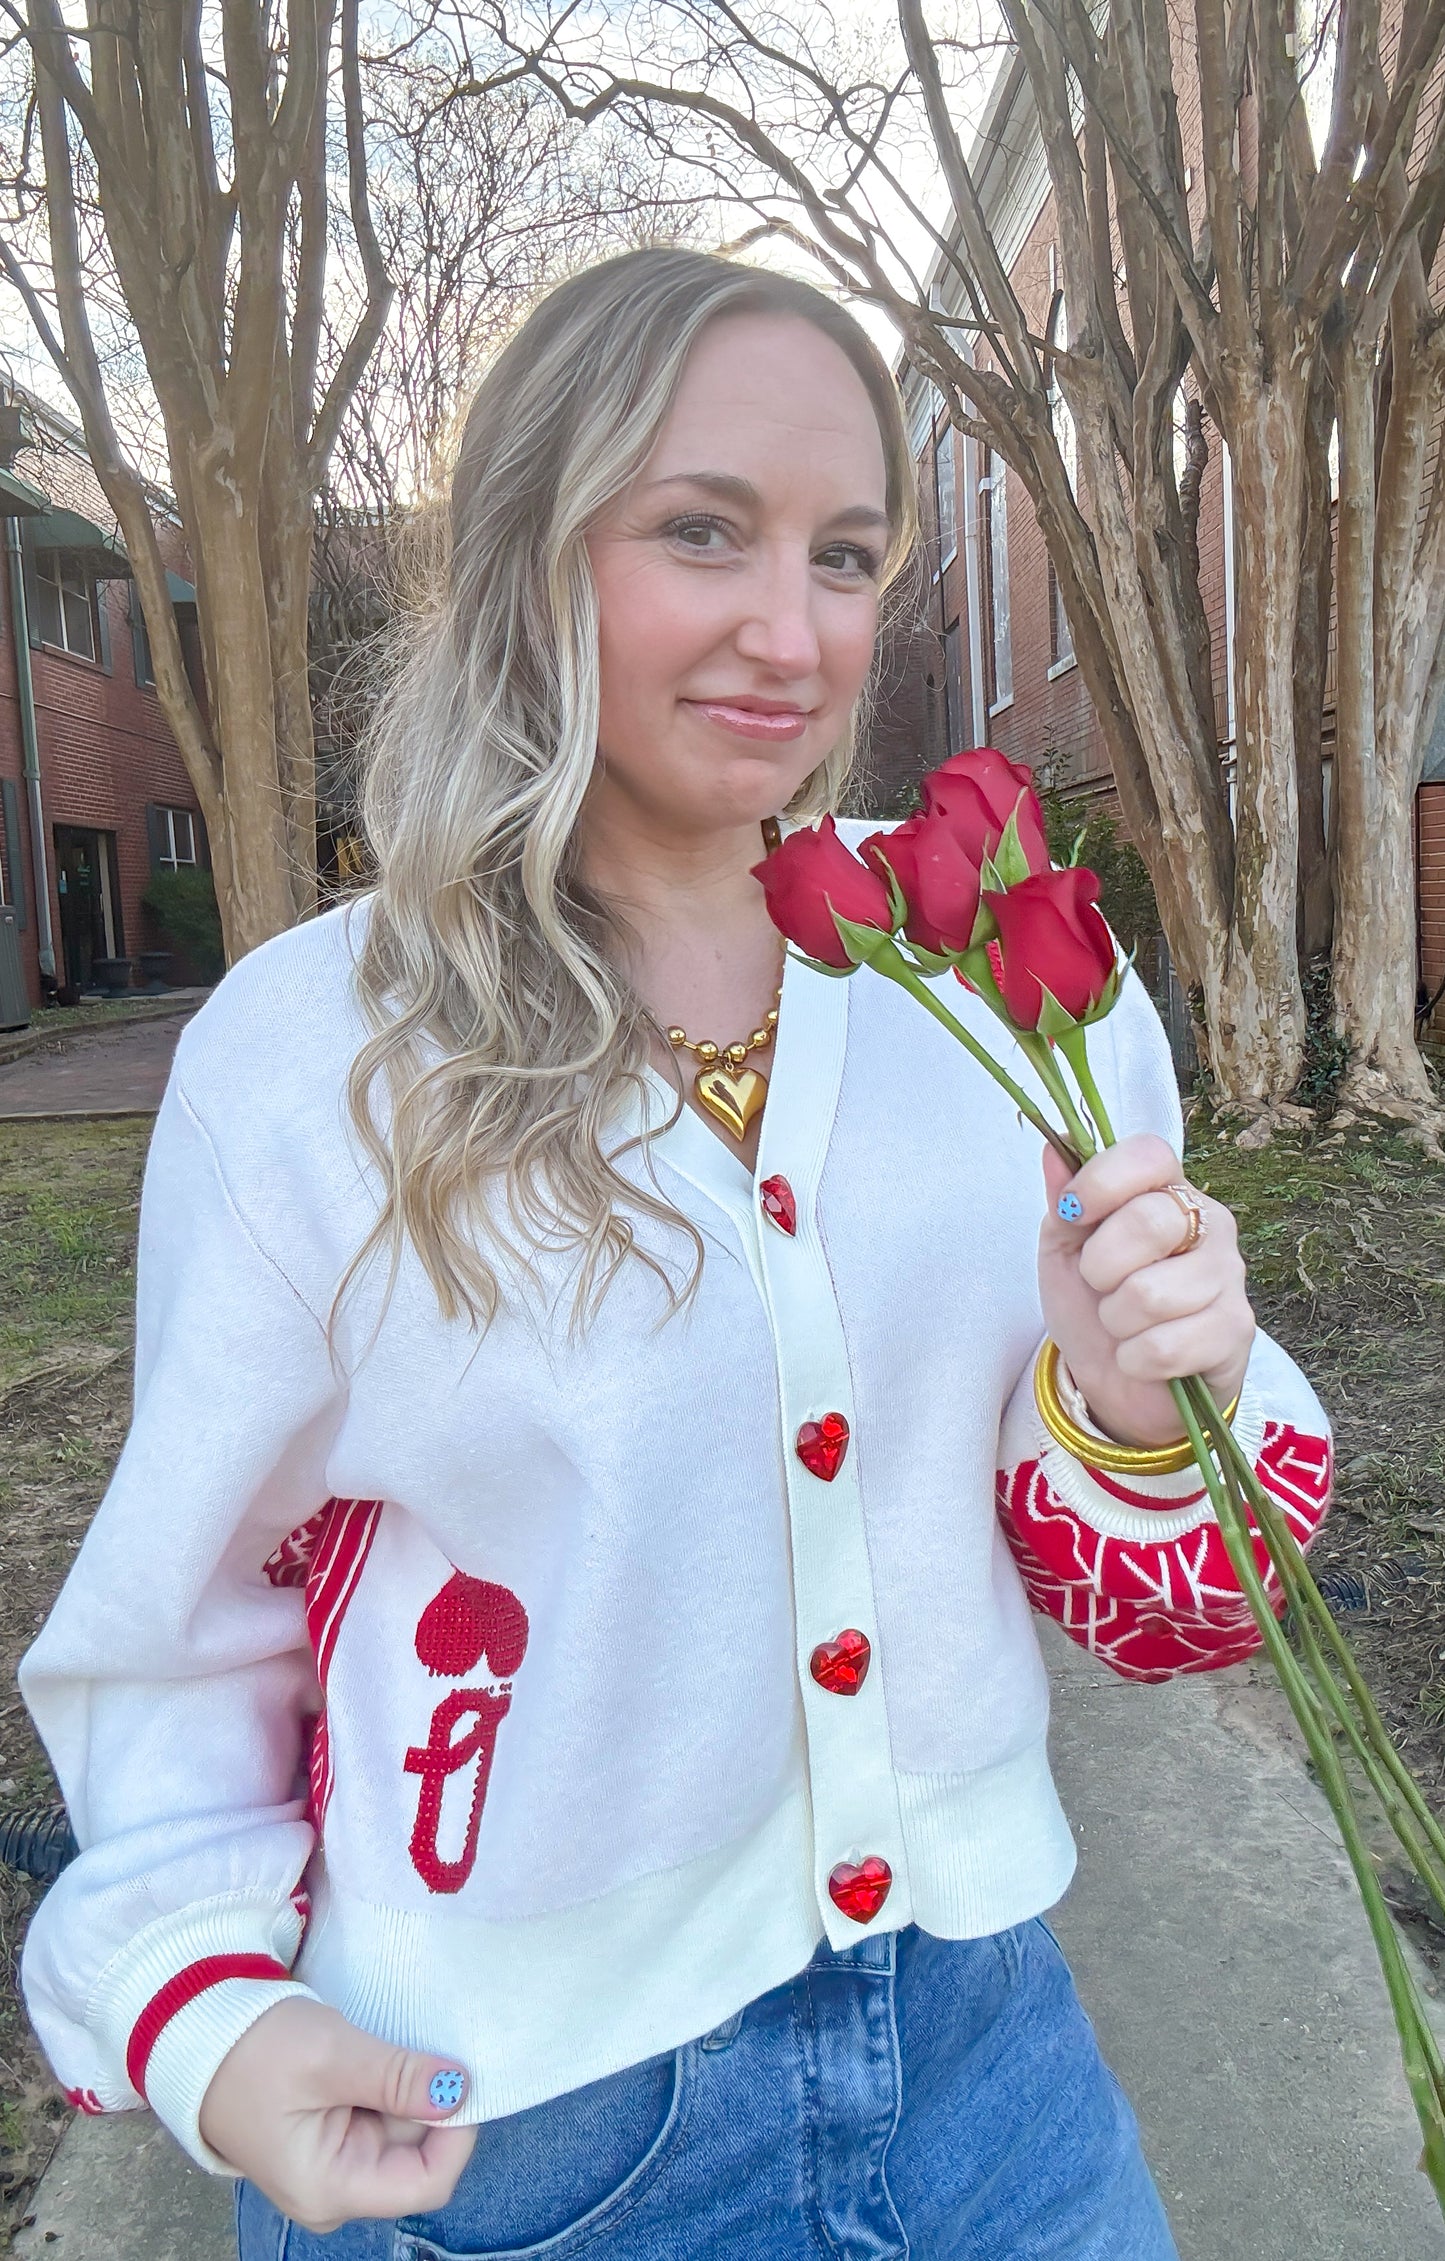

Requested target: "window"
[
  {"left": 980, "top": 451, "right": 1012, "bottom": 711},
  {"left": 1047, "top": 291, "right": 1076, "bottom": 674},
  {"left": 943, "top": 619, "right": 965, "bottom": 756},
  {"left": 130, "top": 583, "right": 155, "bottom": 687},
  {"left": 155, "top": 807, "right": 197, "bottom": 871},
  {"left": 33, "top": 550, "right": 97, "bottom": 660},
  {"left": 935, "top": 417, "right": 958, "bottom": 573}
]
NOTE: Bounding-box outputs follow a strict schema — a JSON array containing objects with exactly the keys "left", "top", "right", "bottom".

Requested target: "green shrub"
[
  {"left": 142, "top": 867, "right": 224, "bottom": 981},
  {"left": 1037, "top": 788, "right": 1160, "bottom": 956}
]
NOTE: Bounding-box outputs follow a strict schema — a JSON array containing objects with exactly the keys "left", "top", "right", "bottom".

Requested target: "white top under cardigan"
[{"left": 19, "top": 833, "right": 1332, "bottom": 2170}]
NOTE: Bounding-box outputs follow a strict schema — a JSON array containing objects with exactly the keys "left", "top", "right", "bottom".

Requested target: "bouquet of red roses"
[{"left": 754, "top": 748, "right": 1445, "bottom": 2211}]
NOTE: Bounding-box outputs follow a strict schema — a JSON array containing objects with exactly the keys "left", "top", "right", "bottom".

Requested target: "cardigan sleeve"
[
  {"left": 18, "top": 1075, "right": 339, "bottom": 2169},
  {"left": 993, "top": 971, "right": 1333, "bottom": 1684}
]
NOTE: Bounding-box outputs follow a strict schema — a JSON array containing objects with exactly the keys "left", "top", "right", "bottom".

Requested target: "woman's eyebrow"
[{"left": 643, "top": 470, "right": 890, "bottom": 532}]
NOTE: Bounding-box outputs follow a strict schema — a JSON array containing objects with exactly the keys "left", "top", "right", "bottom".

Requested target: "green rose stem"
[
  {"left": 867, "top": 942, "right": 1080, "bottom": 1168},
  {"left": 1172, "top": 1381, "right": 1445, "bottom": 2191},
  {"left": 856, "top": 941, "right": 1445, "bottom": 2209}
]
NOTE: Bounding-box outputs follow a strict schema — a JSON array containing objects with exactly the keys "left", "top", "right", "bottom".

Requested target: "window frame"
[
  {"left": 33, "top": 548, "right": 99, "bottom": 662},
  {"left": 934, "top": 415, "right": 958, "bottom": 577},
  {"left": 156, "top": 806, "right": 198, "bottom": 873},
  {"left": 980, "top": 451, "right": 1013, "bottom": 715}
]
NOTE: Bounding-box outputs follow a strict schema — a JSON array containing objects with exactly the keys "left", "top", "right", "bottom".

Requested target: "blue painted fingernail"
[
  {"left": 1057, "top": 1190, "right": 1084, "bottom": 1222},
  {"left": 429, "top": 2069, "right": 466, "bottom": 2112}
]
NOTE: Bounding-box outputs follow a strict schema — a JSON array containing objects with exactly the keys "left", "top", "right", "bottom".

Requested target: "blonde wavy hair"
[{"left": 346, "top": 246, "right": 918, "bottom": 1334}]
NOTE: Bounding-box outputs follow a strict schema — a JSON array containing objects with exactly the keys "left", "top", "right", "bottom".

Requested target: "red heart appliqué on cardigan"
[
  {"left": 796, "top": 1412, "right": 850, "bottom": 1481},
  {"left": 414, "top": 1572, "right": 530, "bottom": 1679},
  {"left": 828, "top": 1855, "right": 893, "bottom": 1923},
  {"left": 809, "top": 1628, "right": 871, "bottom": 1695}
]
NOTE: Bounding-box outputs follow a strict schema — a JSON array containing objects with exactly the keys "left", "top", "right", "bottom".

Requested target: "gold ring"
[
  {"left": 1163, "top": 1182, "right": 1206, "bottom": 1256},
  {"left": 1032, "top": 1339, "right": 1238, "bottom": 1476}
]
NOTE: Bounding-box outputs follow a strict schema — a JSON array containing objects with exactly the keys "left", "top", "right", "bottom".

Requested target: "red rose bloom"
[
  {"left": 751, "top": 815, "right": 894, "bottom": 969},
  {"left": 921, "top": 747, "right": 1050, "bottom": 873},
  {"left": 984, "top": 866, "right": 1118, "bottom": 1027},
  {"left": 861, "top": 812, "right": 984, "bottom": 956}
]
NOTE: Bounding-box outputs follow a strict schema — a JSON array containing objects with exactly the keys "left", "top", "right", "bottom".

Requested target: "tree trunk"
[
  {"left": 185, "top": 452, "right": 295, "bottom": 960},
  {"left": 261, "top": 436, "right": 322, "bottom": 924},
  {"left": 1212, "top": 382, "right": 1308, "bottom": 1102},
  {"left": 1294, "top": 363, "right": 1334, "bottom": 962},
  {"left": 1331, "top": 335, "right": 1442, "bottom": 1118}
]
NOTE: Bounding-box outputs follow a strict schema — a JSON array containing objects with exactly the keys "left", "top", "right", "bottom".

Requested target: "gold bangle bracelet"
[{"left": 1032, "top": 1339, "right": 1240, "bottom": 1477}]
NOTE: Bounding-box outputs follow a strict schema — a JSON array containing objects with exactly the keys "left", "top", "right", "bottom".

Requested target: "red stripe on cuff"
[
  {"left": 1083, "top": 1464, "right": 1208, "bottom": 1512},
  {"left": 126, "top": 1954, "right": 291, "bottom": 2100}
]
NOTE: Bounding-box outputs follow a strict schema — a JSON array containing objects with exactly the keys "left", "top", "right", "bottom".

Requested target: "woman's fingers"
[
  {"left": 1041, "top": 1131, "right": 1183, "bottom": 1251},
  {"left": 1093, "top": 1247, "right": 1217, "bottom": 1339},
  {"left": 301, "top": 2011, "right": 469, "bottom": 2125},
  {"left": 304, "top": 2117, "right": 478, "bottom": 2231},
  {"left": 199, "top": 1997, "right": 477, "bottom": 2234},
  {"left": 1109, "top": 1308, "right": 1254, "bottom": 1386}
]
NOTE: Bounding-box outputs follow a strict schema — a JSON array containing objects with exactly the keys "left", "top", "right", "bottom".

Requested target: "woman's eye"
[
  {"left": 816, "top": 542, "right": 882, "bottom": 580},
  {"left": 662, "top": 514, "right": 734, "bottom": 553}
]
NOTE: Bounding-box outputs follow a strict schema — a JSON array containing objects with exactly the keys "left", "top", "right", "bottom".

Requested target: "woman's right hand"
[{"left": 198, "top": 1996, "right": 477, "bottom": 2231}]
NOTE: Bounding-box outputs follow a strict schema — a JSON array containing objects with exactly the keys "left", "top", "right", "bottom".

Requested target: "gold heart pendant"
[{"left": 695, "top": 1065, "right": 768, "bottom": 1141}]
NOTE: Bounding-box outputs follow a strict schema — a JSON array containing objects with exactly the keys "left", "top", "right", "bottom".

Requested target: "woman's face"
[{"left": 585, "top": 311, "right": 891, "bottom": 840}]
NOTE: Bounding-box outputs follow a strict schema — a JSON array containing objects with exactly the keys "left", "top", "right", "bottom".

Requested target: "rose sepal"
[
  {"left": 793, "top": 950, "right": 860, "bottom": 979},
  {"left": 989, "top": 803, "right": 1039, "bottom": 889},
  {"left": 859, "top": 844, "right": 911, "bottom": 935},
  {"left": 897, "top": 939, "right": 958, "bottom": 978},
  {"left": 1029, "top": 966, "right": 1122, "bottom": 1043},
  {"left": 830, "top": 908, "right": 898, "bottom": 968}
]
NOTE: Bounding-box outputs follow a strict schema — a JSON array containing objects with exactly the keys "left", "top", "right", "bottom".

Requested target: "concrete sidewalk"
[{"left": 14, "top": 1629, "right": 1444, "bottom": 2258}]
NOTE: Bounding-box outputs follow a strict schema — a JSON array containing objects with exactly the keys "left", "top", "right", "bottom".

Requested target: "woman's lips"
[{"left": 685, "top": 700, "right": 812, "bottom": 742}]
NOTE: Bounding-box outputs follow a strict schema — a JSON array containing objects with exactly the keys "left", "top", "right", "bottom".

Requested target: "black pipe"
[{"left": 0, "top": 1804, "right": 77, "bottom": 1884}]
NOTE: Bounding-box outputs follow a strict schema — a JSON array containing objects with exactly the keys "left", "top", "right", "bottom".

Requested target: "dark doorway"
[{"left": 53, "top": 826, "right": 122, "bottom": 994}]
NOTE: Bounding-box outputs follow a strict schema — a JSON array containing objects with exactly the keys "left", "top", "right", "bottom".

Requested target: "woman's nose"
[{"left": 732, "top": 547, "right": 823, "bottom": 680}]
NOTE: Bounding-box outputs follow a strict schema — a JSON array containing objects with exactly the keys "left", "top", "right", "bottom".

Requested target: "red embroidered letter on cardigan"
[{"left": 405, "top": 1573, "right": 530, "bottom": 1895}]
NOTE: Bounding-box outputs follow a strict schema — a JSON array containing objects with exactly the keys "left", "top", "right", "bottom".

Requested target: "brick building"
[
  {"left": 0, "top": 394, "right": 206, "bottom": 1017},
  {"left": 872, "top": 49, "right": 1445, "bottom": 1035}
]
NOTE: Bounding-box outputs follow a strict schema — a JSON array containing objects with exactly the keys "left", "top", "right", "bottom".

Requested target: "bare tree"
[
  {"left": 489, "top": 0, "right": 1445, "bottom": 1126},
  {"left": 307, "top": 42, "right": 700, "bottom": 842},
  {"left": 0, "top": 0, "right": 414, "bottom": 958}
]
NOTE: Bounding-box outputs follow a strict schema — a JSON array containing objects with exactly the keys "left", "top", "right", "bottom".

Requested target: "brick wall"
[{"left": 0, "top": 405, "right": 203, "bottom": 1008}]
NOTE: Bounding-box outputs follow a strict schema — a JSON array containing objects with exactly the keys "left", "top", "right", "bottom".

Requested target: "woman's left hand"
[{"left": 1038, "top": 1134, "right": 1256, "bottom": 1450}]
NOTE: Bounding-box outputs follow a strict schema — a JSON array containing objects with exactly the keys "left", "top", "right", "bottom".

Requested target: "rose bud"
[
  {"left": 861, "top": 812, "right": 986, "bottom": 956},
  {"left": 751, "top": 815, "right": 895, "bottom": 969},
  {"left": 984, "top": 865, "right": 1119, "bottom": 1028},
  {"left": 921, "top": 747, "right": 1050, "bottom": 874}
]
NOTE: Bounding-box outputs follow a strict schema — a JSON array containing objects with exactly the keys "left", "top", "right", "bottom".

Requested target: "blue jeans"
[{"left": 236, "top": 1919, "right": 1178, "bottom": 2259}]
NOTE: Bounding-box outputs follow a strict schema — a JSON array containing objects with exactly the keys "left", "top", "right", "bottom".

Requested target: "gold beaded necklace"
[
  {"left": 667, "top": 989, "right": 782, "bottom": 1142},
  {"left": 665, "top": 817, "right": 784, "bottom": 1143}
]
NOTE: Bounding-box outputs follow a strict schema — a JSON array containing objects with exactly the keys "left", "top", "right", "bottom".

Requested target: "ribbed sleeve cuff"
[
  {"left": 1038, "top": 1363, "right": 1269, "bottom": 1543},
  {"left": 87, "top": 1890, "right": 316, "bottom": 2173},
  {"left": 144, "top": 1970, "right": 318, "bottom": 2171}
]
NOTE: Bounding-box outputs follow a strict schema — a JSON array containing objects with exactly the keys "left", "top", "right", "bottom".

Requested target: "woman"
[{"left": 19, "top": 249, "right": 1330, "bottom": 2258}]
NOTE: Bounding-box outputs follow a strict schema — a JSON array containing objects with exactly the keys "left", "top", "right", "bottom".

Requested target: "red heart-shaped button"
[
  {"left": 809, "top": 1628, "right": 871, "bottom": 1695},
  {"left": 796, "top": 1411, "right": 849, "bottom": 1481},
  {"left": 828, "top": 1855, "right": 892, "bottom": 1924},
  {"left": 759, "top": 1174, "right": 797, "bottom": 1235}
]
